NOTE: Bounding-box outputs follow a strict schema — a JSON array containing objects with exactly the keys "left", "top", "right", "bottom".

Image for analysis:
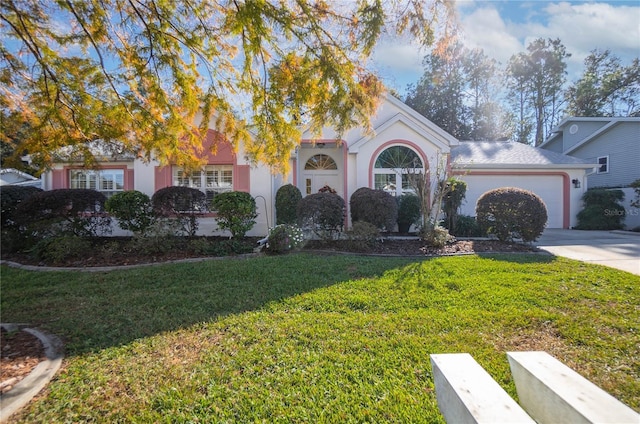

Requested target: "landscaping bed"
[{"left": 1, "top": 236, "right": 537, "bottom": 267}]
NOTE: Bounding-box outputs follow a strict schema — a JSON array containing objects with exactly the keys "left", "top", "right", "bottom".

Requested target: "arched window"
[
  {"left": 305, "top": 154, "right": 338, "bottom": 170},
  {"left": 374, "top": 145, "right": 424, "bottom": 196}
]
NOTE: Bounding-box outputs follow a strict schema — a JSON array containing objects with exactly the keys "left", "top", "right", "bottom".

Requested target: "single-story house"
[
  {"left": 42, "top": 94, "right": 597, "bottom": 235},
  {"left": 540, "top": 117, "right": 640, "bottom": 229}
]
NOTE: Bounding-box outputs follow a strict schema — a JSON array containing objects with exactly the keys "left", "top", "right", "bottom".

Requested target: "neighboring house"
[
  {"left": 0, "top": 168, "right": 41, "bottom": 188},
  {"left": 42, "top": 94, "right": 596, "bottom": 235},
  {"left": 540, "top": 117, "right": 640, "bottom": 229}
]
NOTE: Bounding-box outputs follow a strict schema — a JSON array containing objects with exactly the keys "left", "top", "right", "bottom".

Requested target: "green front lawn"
[{"left": 2, "top": 254, "right": 639, "bottom": 422}]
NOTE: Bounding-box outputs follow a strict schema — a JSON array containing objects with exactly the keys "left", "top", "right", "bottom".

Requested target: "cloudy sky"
[{"left": 372, "top": 0, "right": 640, "bottom": 95}]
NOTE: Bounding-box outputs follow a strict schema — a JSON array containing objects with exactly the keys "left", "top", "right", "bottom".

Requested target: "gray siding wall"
[
  {"left": 563, "top": 121, "right": 609, "bottom": 151},
  {"left": 571, "top": 123, "right": 640, "bottom": 188},
  {"left": 542, "top": 136, "right": 564, "bottom": 153}
]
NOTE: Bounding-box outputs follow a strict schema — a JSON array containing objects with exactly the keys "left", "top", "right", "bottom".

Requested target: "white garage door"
[{"left": 459, "top": 174, "right": 564, "bottom": 228}]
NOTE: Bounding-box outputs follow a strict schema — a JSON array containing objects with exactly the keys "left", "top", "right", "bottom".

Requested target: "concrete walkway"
[
  {"left": 535, "top": 229, "right": 640, "bottom": 275},
  {"left": 0, "top": 325, "right": 64, "bottom": 423}
]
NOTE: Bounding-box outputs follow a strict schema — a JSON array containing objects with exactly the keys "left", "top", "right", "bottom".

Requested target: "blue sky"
[{"left": 372, "top": 0, "right": 640, "bottom": 94}]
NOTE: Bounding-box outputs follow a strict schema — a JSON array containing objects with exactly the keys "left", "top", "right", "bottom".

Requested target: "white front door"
[{"left": 303, "top": 172, "right": 341, "bottom": 197}]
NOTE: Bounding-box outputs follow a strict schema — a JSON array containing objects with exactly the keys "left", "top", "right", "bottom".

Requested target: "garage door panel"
[{"left": 460, "top": 175, "right": 563, "bottom": 228}]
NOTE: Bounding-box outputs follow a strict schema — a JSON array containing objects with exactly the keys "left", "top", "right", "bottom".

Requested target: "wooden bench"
[
  {"left": 507, "top": 351, "right": 639, "bottom": 424},
  {"left": 430, "top": 353, "right": 535, "bottom": 423}
]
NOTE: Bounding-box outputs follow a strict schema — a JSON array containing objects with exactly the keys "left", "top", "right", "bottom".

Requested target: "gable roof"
[
  {"left": 348, "top": 94, "right": 458, "bottom": 153},
  {"left": 451, "top": 141, "right": 597, "bottom": 169},
  {"left": 540, "top": 117, "right": 640, "bottom": 151}
]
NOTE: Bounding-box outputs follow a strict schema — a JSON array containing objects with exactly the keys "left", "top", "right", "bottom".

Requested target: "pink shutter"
[
  {"left": 126, "top": 169, "right": 135, "bottom": 190},
  {"left": 154, "top": 166, "right": 172, "bottom": 191},
  {"left": 52, "top": 169, "right": 66, "bottom": 189},
  {"left": 234, "top": 165, "right": 251, "bottom": 192}
]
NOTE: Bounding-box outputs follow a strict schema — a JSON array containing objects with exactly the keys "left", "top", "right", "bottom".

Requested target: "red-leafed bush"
[
  {"left": 350, "top": 187, "right": 397, "bottom": 231},
  {"left": 0, "top": 185, "right": 42, "bottom": 229},
  {"left": 152, "top": 186, "right": 207, "bottom": 236},
  {"left": 15, "top": 188, "right": 111, "bottom": 238},
  {"left": 476, "top": 187, "right": 547, "bottom": 242},
  {"left": 297, "top": 192, "right": 345, "bottom": 240}
]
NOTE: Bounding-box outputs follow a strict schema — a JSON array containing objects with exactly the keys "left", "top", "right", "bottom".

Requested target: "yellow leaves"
[{"left": 2, "top": 0, "right": 452, "bottom": 173}]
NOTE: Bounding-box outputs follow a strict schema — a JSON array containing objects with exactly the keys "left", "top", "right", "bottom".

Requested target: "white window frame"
[
  {"left": 597, "top": 155, "right": 609, "bottom": 174},
  {"left": 373, "top": 146, "right": 424, "bottom": 197},
  {"left": 173, "top": 165, "right": 233, "bottom": 202},
  {"left": 70, "top": 169, "right": 124, "bottom": 198}
]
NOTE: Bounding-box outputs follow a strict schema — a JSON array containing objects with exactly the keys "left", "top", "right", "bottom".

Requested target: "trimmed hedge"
[
  {"left": 396, "top": 194, "right": 421, "bottom": 233},
  {"left": 15, "top": 188, "right": 111, "bottom": 238},
  {"left": 0, "top": 185, "right": 42, "bottom": 229},
  {"left": 211, "top": 191, "right": 257, "bottom": 238},
  {"left": 105, "top": 190, "right": 155, "bottom": 235},
  {"left": 575, "top": 189, "right": 625, "bottom": 230},
  {"left": 152, "top": 186, "right": 207, "bottom": 236},
  {"left": 350, "top": 187, "right": 397, "bottom": 231},
  {"left": 442, "top": 178, "right": 467, "bottom": 232},
  {"left": 476, "top": 187, "right": 547, "bottom": 242},
  {"left": 275, "top": 184, "right": 302, "bottom": 225},
  {"left": 297, "top": 192, "right": 345, "bottom": 239}
]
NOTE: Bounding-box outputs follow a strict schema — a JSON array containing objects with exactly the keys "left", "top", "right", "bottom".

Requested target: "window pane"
[
  {"left": 305, "top": 154, "right": 338, "bottom": 170},
  {"left": 598, "top": 157, "right": 608, "bottom": 173},
  {"left": 375, "top": 146, "right": 423, "bottom": 169},
  {"left": 375, "top": 174, "right": 396, "bottom": 192}
]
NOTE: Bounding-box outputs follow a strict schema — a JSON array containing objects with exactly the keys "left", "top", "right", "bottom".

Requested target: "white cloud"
[
  {"left": 458, "top": 1, "right": 639, "bottom": 79},
  {"left": 458, "top": 6, "right": 524, "bottom": 65},
  {"left": 370, "top": 36, "right": 426, "bottom": 91},
  {"left": 373, "top": 1, "right": 640, "bottom": 93}
]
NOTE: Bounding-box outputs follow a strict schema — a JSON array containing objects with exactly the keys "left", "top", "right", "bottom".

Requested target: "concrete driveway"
[{"left": 535, "top": 229, "right": 640, "bottom": 275}]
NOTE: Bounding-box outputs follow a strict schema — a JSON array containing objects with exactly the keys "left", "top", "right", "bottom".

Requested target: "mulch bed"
[
  {"left": 306, "top": 238, "right": 537, "bottom": 256},
  {"left": 1, "top": 237, "right": 539, "bottom": 268},
  {"left": 1, "top": 328, "right": 46, "bottom": 394}
]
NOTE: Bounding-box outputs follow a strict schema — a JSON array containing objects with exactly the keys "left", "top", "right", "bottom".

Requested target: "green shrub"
[
  {"left": 476, "top": 187, "right": 547, "bottom": 242},
  {"left": 350, "top": 187, "right": 397, "bottom": 231},
  {"left": 275, "top": 184, "right": 302, "bottom": 225},
  {"left": 211, "top": 191, "right": 258, "bottom": 238},
  {"left": 575, "top": 189, "right": 625, "bottom": 230},
  {"left": 0, "top": 185, "right": 43, "bottom": 252},
  {"left": 105, "top": 190, "right": 155, "bottom": 235},
  {"left": 345, "top": 221, "right": 380, "bottom": 251},
  {"left": 207, "top": 239, "right": 255, "bottom": 256},
  {"left": 448, "top": 215, "right": 485, "bottom": 237},
  {"left": 28, "top": 235, "right": 92, "bottom": 264},
  {"left": 297, "top": 192, "right": 345, "bottom": 240},
  {"left": 0, "top": 185, "right": 42, "bottom": 229},
  {"left": 396, "top": 194, "right": 421, "bottom": 233},
  {"left": 265, "top": 224, "right": 305, "bottom": 254},
  {"left": 128, "top": 219, "right": 181, "bottom": 254},
  {"left": 152, "top": 186, "right": 207, "bottom": 236},
  {"left": 442, "top": 178, "right": 467, "bottom": 231},
  {"left": 15, "top": 189, "right": 112, "bottom": 239}
]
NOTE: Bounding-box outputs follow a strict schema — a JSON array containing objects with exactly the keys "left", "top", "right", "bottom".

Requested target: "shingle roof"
[{"left": 451, "top": 141, "right": 597, "bottom": 168}]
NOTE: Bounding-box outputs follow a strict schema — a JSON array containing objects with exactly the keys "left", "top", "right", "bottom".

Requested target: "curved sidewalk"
[
  {"left": 0, "top": 325, "right": 64, "bottom": 423},
  {"left": 535, "top": 229, "right": 640, "bottom": 275}
]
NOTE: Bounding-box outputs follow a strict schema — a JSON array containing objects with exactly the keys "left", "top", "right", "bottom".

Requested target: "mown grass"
[{"left": 1, "top": 253, "right": 639, "bottom": 422}]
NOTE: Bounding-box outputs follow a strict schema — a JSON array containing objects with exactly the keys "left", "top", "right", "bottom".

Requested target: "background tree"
[
  {"left": 505, "top": 38, "right": 569, "bottom": 145},
  {"left": 405, "top": 43, "right": 470, "bottom": 139},
  {"left": 0, "top": 0, "right": 453, "bottom": 174},
  {"left": 565, "top": 50, "right": 640, "bottom": 117},
  {"left": 463, "top": 48, "right": 508, "bottom": 140},
  {"left": 406, "top": 45, "right": 509, "bottom": 141}
]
